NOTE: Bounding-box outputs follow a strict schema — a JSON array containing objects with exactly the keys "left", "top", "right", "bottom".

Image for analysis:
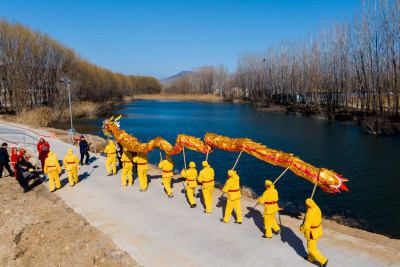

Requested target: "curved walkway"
[{"left": 0, "top": 121, "right": 399, "bottom": 267}]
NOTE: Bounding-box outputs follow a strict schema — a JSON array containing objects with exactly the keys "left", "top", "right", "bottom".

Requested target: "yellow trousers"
[
  {"left": 67, "top": 167, "right": 79, "bottom": 186},
  {"left": 137, "top": 170, "right": 148, "bottom": 190},
  {"left": 121, "top": 166, "right": 133, "bottom": 186},
  {"left": 163, "top": 177, "right": 172, "bottom": 196},
  {"left": 106, "top": 157, "right": 116, "bottom": 174},
  {"left": 223, "top": 198, "right": 242, "bottom": 223},
  {"left": 202, "top": 187, "right": 214, "bottom": 213},
  {"left": 307, "top": 238, "right": 327, "bottom": 264},
  {"left": 48, "top": 171, "right": 61, "bottom": 192},
  {"left": 186, "top": 187, "right": 196, "bottom": 205},
  {"left": 264, "top": 212, "right": 280, "bottom": 237}
]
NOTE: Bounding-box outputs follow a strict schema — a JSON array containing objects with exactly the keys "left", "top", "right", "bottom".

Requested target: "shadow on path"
[
  {"left": 196, "top": 189, "right": 206, "bottom": 210},
  {"left": 244, "top": 207, "right": 265, "bottom": 234},
  {"left": 88, "top": 156, "right": 99, "bottom": 164},
  {"left": 280, "top": 223, "right": 308, "bottom": 258}
]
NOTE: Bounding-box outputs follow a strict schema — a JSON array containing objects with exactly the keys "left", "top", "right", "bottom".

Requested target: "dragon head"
[{"left": 102, "top": 115, "right": 121, "bottom": 137}]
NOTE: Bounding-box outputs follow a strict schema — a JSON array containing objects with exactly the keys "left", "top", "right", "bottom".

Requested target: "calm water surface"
[{"left": 60, "top": 100, "right": 400, "bottom": 238}]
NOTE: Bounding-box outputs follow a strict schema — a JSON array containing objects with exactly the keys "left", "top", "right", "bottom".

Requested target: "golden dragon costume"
[{"left": 103, "top": 116, "right": 348, "bottom": 193}]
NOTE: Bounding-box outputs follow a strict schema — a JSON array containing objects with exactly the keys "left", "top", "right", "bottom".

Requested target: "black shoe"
[
  {"left": 262, "top": 235, "right": 271, "bottom": 238},
  {"left": 168, "top": 194, "right": 174, "bottom": 198},
  {"left": 276, "top": 230, "right": 281, "bottom": 235},
  {"left": 107, "top": 173, "right": 113, "bottom": 176},
  {"left": 190, "top": 204, "right": 196, "bottom": 208},
  {"left": 139, "top": 189, "right": 147, "bottom": 192},
  {"left": 303, "top": 256, "right": 310, "bottom": 262},
  {"left": 220, "top": 218, "right": 227, "bottom": 223},
  {"left": 323, "top": 260, "right": 328, "bottom": 267},
  {"left": 234, "top": 221, "right": 242, "bottom": 224},
  {"left": 23, "top": 188, "right": 28, "bottom": 193},
  {"left": 85, "top": 163, "right": 89, "bottom": 165}
]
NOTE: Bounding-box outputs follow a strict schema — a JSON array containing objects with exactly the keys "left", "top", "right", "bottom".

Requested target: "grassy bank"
[{"left": 0, "top": 100, "right": 123, "bottom": 128}]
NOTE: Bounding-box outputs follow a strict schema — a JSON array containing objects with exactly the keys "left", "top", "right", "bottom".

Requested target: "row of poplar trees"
[
  {"left": 165, "top": 0, "right": 400, "bottom": 118},
  {"left": 0, "top": 19, "right": 162, "bottom": 114}
]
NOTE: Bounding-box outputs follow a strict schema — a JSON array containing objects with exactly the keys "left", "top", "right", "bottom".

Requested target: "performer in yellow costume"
[
  {"left": 198, "top": 161, "right": 215, "bottom": 213},
  {"left": 222, "top": 170, "right": 242, "bottom": 223},
  {"left": 63, "top": 149, "right": 80, "bottom": 186},
  {"left": 300, "top": 198, "right": 328, "bottom": 267},
  {"left": 132, "top": 152, "right": 149, "bottom": 191},
  {"left": 181, "top": 162, "right": 198, "bottom": 208},
  {"left": 257, "top": 180, "right": 281, "bottom": 238},
  {"left": 104, "top": 140, "right": 117, "bottom": 175},
  {"left": 159, "top": 154, "right": 174, "bottom": 198},
  {"left": 44, "top": 151, "right": 62, "bottom": 192},
  {"left": 120, "top": 148, "right": 134, "bottom": 186}
]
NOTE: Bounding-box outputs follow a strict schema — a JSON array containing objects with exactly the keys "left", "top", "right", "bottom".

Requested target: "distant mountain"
[{"left": 159, "top": 71, "right": 191, "bottom": 84}]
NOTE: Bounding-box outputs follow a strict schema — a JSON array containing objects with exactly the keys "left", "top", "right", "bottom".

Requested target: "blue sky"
[{"left": 1, "top": 0, "right": 361, "bottom": 79}]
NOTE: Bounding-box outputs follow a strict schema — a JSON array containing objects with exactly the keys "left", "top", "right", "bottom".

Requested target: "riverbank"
[{"left": 0, "top": 98, "right": 130, "bottom": 128}]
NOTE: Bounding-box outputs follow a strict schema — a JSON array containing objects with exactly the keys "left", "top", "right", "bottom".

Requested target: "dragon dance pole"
[
  {"left": 310, "top": 182, "right": 318, "bottom": 200},
  {"left": 183, "top": 147, "right": 187, "bottom": 170},
  {"left": 181, "top": 147, "right": 187, "bottom": 193},
  {"left": 232, "top": 151, "right": 243, "bottom": 170},
  {"left": 206, "top": 146, "right": 209, "bottom": 162},
  {"left": 273, "top": 166, "right": 290, "bottom": 184},
  {"left": 159, "top": 150, "right": 162, "bottom": 162},
  {"left": 310, "top": 168, "right": 321, "bottom": 200}
]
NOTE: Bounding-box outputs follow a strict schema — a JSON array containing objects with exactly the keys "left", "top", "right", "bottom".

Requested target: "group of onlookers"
[
  {"left": 0, "top": 142, "right": 37, "bottom": 193},
  {"left": 0, "top": 136, "right": 92, "bottom": 193}
]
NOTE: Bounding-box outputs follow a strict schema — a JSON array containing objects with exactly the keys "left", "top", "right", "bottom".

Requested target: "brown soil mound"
[{"left": 0, "top": 175, "right": 137, "bottom": 266}]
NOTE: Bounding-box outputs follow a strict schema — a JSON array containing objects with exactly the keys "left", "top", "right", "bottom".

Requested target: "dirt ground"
[{"left": 0, "top": 174, "right": 138, "bottom": 267}]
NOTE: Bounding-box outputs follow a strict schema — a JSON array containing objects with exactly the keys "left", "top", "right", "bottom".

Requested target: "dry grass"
[
  {"left": 17, "top": 107, "right": 52, "bottom": 127},
  {"left": 12, "top": 102, "right": 101, "bottom": 128},
  {"left": 134, "top": 93, "right": 222, "bottom": 102},
  {"left": 57, "top": 101, "right": 100, "bottom": 120}
]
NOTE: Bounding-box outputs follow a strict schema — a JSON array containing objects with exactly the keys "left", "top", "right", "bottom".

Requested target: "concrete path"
[{"left": 1, "top": 121, "right": 399, "bottom": 267}]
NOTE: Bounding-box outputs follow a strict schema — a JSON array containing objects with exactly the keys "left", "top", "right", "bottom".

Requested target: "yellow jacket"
[
  {"left": 198, "top": 166, "right": 215, "bottom": 189},
  {"left": 132, "top": 153, "right": 148, "bottom": 170},
  {"left": 63, "top": 149, "right": 80, "bottom": 171},
  {"left": 257, "top": 184, "right": 279, "bottom": 215},
  {"left": 300, "top": 199, "right": 323, "bottom": 240},
  {"left": 104, "top": 140, "right": 116, "bottom": 157},
  {"left": 222, "top": 170, "right": 241, "bottom": 200},
  {"left": 121, "top": 149, "right": 133, "bottom": 168},
  {"left": 44, "top": 151, "right": 61, "bottom": 174},
  {"left": 181, "top": 168, "right": 198, "bottom": 188},
  {"left": 159, "top": 158, "right": 173, "bottom": 178}
]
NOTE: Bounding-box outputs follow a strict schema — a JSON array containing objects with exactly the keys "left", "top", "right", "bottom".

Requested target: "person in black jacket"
[
  {"left": 15, "top": 156, "right": 33, "bottom": 193},
  {"left": 79, "top": 136, "right": 91, "bottom": 165},
  {"left": 0, "top": 143, "right": 14, "bottom": 178}
]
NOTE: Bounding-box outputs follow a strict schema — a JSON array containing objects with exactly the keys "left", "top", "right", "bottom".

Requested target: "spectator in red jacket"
[
  {"left": 11, "top": 147, "right": 18, "bottom": 168},
  {"left": 11, "top": 147, "right": 19, "bottom": 180},
  {"left": 37, "top": 138, "right": 50, "bottom": 154}
]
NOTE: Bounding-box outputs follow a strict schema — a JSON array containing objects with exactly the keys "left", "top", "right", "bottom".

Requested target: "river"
[{"left": 55, "top": 100, "right": 400, "bottom": 239}]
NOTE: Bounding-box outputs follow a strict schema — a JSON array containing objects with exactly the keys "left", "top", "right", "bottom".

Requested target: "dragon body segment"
[{"left": 103, "top": 117, "right": 348, "bottom": 194}]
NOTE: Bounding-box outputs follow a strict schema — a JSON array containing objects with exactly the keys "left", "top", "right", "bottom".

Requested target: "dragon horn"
[
  {"left": 114, "top": 115, "right": 121, "bottom": 121},
  {"left": 109, "top": 115, "right": 114, "bottom": 122}
]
